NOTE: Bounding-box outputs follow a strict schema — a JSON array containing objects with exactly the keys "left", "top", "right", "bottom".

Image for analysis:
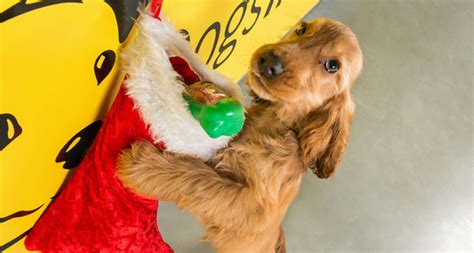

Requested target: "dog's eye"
[
  {"left": 295, "top": 24, "right": 307, "bottom": 36},
  {"left": 324, "top": 59, "right": 339, "bottom": 73}
]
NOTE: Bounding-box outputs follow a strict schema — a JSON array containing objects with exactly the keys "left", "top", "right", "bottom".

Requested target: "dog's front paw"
[{"left": 116, "top": 141, "right": 160, "bottom": 197}]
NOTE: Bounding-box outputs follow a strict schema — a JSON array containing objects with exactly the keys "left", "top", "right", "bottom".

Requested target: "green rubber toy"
[{"left": 184, "top": 95, "right": 245, "bottom": 138}]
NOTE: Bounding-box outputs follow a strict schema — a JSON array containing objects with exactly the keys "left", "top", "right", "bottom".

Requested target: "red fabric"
[
  {"left": 25, "top": 57, "right": 200, "bottom": 252},
  {"left": 169, "top": 56, "right": 200, "bottom": 85},
  {"left": 150, "top": 0, "right": 163, "bottom": 19}
]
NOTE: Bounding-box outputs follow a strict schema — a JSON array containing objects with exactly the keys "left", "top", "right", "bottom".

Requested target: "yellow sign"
[
  {"left": 163, "top": 0, "right": 318, "bottom": 81},
  {"left": 0, "top": 0, "right": 317, "bottom": 251}
]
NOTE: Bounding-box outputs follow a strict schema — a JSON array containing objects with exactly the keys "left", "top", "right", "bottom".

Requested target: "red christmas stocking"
[{"left": 25, "top": 3, "right": 241, "bottom": 251}]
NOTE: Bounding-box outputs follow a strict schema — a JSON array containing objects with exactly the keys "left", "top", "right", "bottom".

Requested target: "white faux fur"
[{"left": 121, "top": 14, "right": 243, "bottom": 161}]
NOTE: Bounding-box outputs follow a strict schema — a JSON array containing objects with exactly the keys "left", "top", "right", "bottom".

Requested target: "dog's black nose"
[{"left": 258, "top": 51, "right": 284, "bottom": 79}]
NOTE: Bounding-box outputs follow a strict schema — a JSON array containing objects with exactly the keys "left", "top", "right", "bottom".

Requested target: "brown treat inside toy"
[{"left": 185, "top": 81, "right": 227, "bottom": 104}]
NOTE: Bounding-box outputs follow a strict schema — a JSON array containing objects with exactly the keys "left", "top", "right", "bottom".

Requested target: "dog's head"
[{"left": 248, "top": 18, "right": 363, "bottom": 178}]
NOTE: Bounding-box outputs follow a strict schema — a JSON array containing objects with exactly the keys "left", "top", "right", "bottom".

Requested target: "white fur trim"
[{"left": 121, "top": 14, "right": 242, "bottom": 161}]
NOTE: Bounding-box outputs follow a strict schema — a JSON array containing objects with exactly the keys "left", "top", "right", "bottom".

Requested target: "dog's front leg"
[
  {"left": 117, "top": 141, "right": 256, "bottom": 222},
  {"left": 117, "top": 141, "right": 208, "bottom": 201}
]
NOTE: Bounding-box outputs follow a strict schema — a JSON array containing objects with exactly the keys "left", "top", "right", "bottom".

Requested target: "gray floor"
[{"left": 158, "top": 0, "right": 473, "bottom": 252}]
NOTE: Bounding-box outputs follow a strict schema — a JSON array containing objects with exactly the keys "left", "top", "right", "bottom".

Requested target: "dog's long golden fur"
[{"left": 117, "top": 18, "right": 362, "bottom": 253}]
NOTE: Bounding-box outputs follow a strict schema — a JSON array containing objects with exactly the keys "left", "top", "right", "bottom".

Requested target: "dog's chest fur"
[{"left": 214, "top": 104, "right": 304, "bottom": 208}]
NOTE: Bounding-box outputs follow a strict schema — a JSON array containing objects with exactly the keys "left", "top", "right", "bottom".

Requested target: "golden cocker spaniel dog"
[{"left": 118, "top": 18, "right": 363, "bottom": 253}]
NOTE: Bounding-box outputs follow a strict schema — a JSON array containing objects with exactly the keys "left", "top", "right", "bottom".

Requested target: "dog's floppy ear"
[{"left": 298, "top": 91, "right": 354, "bottom": 179}]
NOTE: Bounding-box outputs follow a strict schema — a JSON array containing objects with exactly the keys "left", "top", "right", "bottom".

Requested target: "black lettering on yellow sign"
[
  {"left": 195, "top": 22, "right": 220, "bottom": 65},
  {"left": 55, "top": 121, "right": 103, "bottom": 169},
  {"left": 264, "top": 0, "right": 281, "bottom": 18},
  {"left": 242, "top": 0, "right": 261, "bottom": 35},
  {"left": 195, "top": 0, "right": 282, "bottom": 69},
  {"left": 0, "top": 114, "right": 23, "bottom": 151},
  {"left": 213, "top": 1, "right": 247, "bottom": 69}
]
